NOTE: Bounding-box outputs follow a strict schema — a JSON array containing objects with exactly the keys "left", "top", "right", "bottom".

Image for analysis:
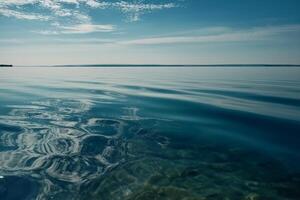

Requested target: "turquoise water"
[{"left": 0, "top": 67, "right": 300, "bottom": 200}]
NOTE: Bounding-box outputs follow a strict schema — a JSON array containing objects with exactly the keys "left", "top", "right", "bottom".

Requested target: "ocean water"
[{"left": 0, "top": 67, "right": 300, "bottom": 200}]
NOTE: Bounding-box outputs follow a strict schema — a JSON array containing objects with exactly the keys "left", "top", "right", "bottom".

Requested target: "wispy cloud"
[
  {"left": 0, "top": 7, "right": 49, "bottom": 20},
  {"left": 3, "top": 25, "right": 300, "bottom": 46},
  {"left": 121, "top": 25, "right": 300, "bottom": 45},
  {"left": 0, "top": 0, "right": 179, "bottom": 35},
  {"left": 0, "top": 0, "right": 179, "bottom": 34},
  {"left": 33, "top": 21, "right": 115, "bottom": 34},
  {"left": 110, "top": 1, "right": 177, "bottom": 22},
  {"left": 60, "top": 24, "right": 116, "bottom": 34}
]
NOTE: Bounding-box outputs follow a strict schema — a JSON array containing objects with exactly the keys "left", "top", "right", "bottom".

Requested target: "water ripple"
[
  {"left": 0, "top": 98, "right": 130, "bottom": 199},
  {"left": 1, "top": 67, "right": 300, "bottom": 200}
]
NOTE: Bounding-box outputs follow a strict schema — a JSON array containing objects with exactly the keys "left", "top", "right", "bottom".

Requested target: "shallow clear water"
[{"left": 0, "top": 67, "right": 300, "bottom": 200}]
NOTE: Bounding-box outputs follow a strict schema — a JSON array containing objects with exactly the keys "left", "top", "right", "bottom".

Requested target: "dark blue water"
[{"left": 0, "top": 67, "right": 300, "bottom": 200}]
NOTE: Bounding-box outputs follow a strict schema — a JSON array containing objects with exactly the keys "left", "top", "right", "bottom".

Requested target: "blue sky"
[{"left": 0, "top": 0, "right": 300, "bottom": 65}]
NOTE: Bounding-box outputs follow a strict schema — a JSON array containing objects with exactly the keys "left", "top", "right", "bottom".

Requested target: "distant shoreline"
[
  {"left": 13, "top": 64, "right": 300, "bottom": 67},
  {"left": 0, "top": 64, "right": 13, "bottom": 67}
]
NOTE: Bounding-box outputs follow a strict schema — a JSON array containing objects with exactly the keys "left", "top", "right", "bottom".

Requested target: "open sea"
[{"left": 0, "top": 66, "right": 300, "bottom": 200}]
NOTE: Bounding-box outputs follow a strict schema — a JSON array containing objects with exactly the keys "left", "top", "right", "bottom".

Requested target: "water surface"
[{"left": 0, "top": 67, "right": 300, "bottom": 199}]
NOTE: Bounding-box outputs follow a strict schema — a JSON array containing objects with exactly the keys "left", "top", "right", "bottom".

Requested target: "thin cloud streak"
[
  {"left": 60, "top": 24, "right": 116, "bottom": 33},
  {"left": 34, "top": 23, "right": 116, "bottom": 34},
  {"left": 0, "top": 7, "right": 49, "bottom": 20},
  {"left": 0, "top": 37, "right": 113, "bottom": 44},
  {"left": 121, "top": 25, "right": 300, "bottom": 45}
]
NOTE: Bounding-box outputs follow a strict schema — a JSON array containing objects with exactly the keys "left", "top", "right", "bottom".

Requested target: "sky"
[{"left": 0, "top": 0, "right": 300, "bottom": 65}]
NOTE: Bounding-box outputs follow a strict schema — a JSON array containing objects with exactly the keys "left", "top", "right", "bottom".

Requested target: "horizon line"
[{"left": 11, "top": 64, "right": 300, "bottom": 67}]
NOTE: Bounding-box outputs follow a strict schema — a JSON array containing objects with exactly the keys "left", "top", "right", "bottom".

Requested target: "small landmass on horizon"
[{"left": 0, "top": 64, "right": 13, "bottom": 67}]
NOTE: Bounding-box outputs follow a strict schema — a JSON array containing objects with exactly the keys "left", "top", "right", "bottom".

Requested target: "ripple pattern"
[{"left": 0, "top": 98, "right": 130, "bottom": 199}]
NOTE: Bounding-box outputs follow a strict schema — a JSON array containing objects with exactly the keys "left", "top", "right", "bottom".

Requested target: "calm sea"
[{"left": 0, "top": 67, "right": 300, "bottom": 199}]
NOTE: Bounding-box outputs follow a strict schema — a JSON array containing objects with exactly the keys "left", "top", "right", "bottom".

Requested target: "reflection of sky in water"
[{"left": 0, "top": 67, "right": 300, "bottom": 199}]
